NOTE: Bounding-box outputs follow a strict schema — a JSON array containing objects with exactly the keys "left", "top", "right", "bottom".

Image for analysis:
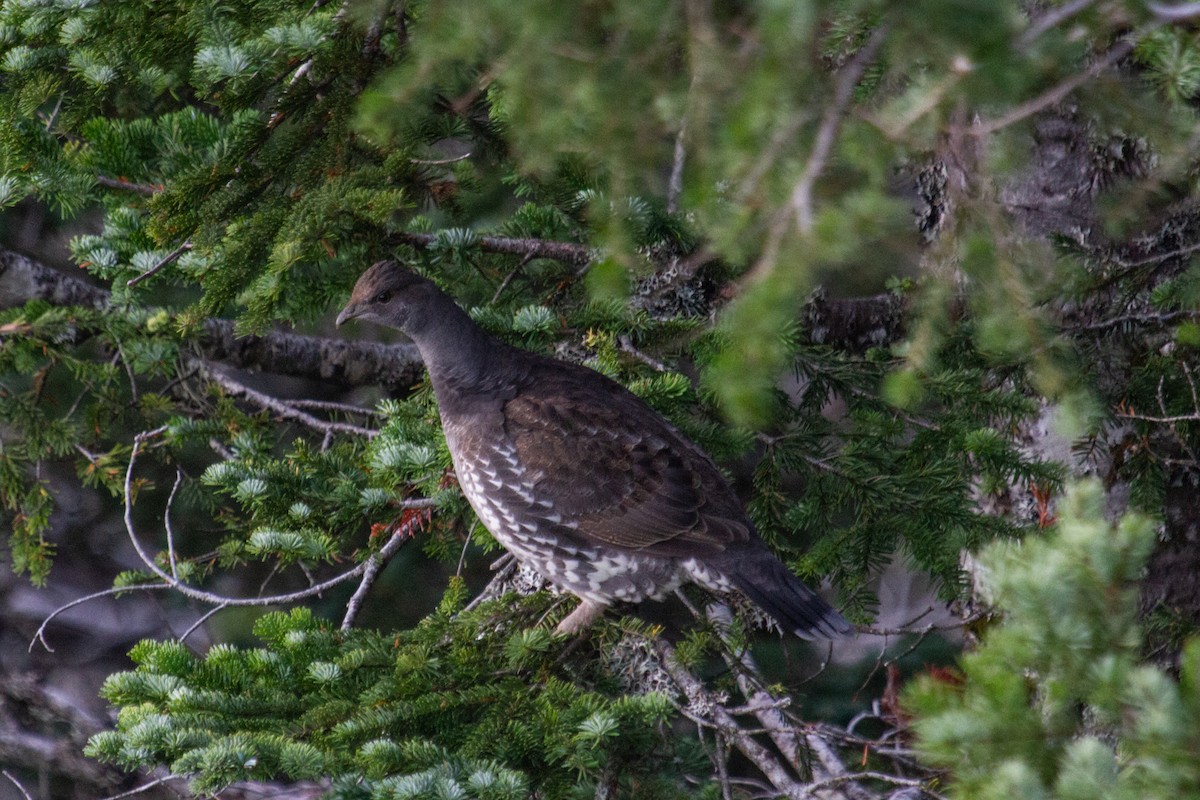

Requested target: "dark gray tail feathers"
[{"left": 725, "top": 550, "right": 852, "bottom": 640}]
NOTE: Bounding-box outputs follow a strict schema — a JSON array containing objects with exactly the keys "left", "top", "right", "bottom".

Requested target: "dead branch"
[{"left": 653, "top": 637, "right": 808, "bottom": 800}]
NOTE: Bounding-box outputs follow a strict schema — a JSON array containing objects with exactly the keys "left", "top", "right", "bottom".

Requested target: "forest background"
[{"left": 1, "top": 0, "right": 1199, "bottom": 798}]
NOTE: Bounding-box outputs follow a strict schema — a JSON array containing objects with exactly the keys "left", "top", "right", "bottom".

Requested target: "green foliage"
[
  {"left": 907, "top": 481, "right": 1200, "bottom": 799},
  {"left": 87, "top": 606, "right": 699, "bottom": 798},
  {"left": 1136, "top": 28, "right": 1200, "bottom": 106},
  {"left": 2, "top": 0, "right": 1200, "bottom": 797}
]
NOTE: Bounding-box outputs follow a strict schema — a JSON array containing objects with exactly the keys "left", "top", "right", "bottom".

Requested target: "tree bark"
[{"left": 0, "top": 247, "right": 424, "bottom": 392}]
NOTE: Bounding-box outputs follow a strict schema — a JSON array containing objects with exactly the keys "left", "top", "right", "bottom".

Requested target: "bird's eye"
[{"left": 373, "top": 290, "right": 392, "bottom": 304}]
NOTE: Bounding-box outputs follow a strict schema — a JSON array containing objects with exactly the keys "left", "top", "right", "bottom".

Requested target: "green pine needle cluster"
[
  {"left": 907, "top": 481, "right": 1200, "bottom": 799},
  {"left": 87, "top": 605, "right": 701, "bottom": 798}
]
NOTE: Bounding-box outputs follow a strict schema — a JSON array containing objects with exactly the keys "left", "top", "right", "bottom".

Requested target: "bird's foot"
[{"left": 554, "top": 598, "right": 607, "bottom": 636}]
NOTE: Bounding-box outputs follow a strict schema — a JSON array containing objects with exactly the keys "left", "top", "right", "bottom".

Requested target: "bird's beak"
[{"left": 335, "top": 302, "right": 360, "bottom": 328}]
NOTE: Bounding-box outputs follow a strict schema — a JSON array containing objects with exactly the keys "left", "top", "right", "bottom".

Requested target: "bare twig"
[
  {"left": 863, "top": 73, "right": 959, "bottom": 141},
  {"left": 462, "top": 558, "right": 518, "bottom": 613},
  {"left": 1184, "top": 362, "right": 1199, "bottom": 413},
  {"left": 288, "top": 398, "right": 381, "bottom": 416},
  {"left": 97, "top": 776, "right": 183, "bottom": 800},
  {"left": 707, "top": 604, "right": 808, "bottom": 776},
  {"left": 734, "top": 112, "right": 812, "bottom": 205},
  {"left": 1072, "top": 309, "right": 1200, "bottom": 333},
  {"left": 713, "top": 732, "right": 734, "bottom": 800},
  {"left": 1117, "top": 239, "right": 1200, "bottom": 269},
  {"left": 340, "top": 506, "right": 430, "bottom": 630},
  {"left": 667, "top": 121, "right": 688, "bottom": 215},
  {"left": 1149, "top": 1, "right": 1200, "bottom": 20},
  {"left": 208, "top": 437, "right": 235, "bottom": 460},
  {"left": 126, "top": 241, "right": 193, "bottom": 288},
  {"left": 803, "top": 732, "right": 878, "bottom": 800},
  {"left": 30, "top": 583, "right": 172, "bottom": 652},
  {"left": 1118, "top": 409, "right": 1200, "bottom": 424},
  {"left": 790, "top": 23, "right": 892, "bottom": 234},
  {"left": 3, "top": 769, "right": 35, "bottom": 800},
  {"left": 178, "top": 603, "right": 229, "bottom": 644},
  {"left": 42, "top": 93, "right": 64, "bottom": 132},
  {"left": 96, "top": 175, "right": 162, "bottom": 196},
  {"left": 203, "top": 365, "right": 377, "bottom": 438},
  {"left": 411, "top": 152, "right": 473, "bottom": 166},
  {"left": 795, "top": 640, "right": 835, "bottom": 686},
  {"left": 853, "top": 605, "right": 977, "bottom": 637},
  {"left": 1017, "top": 0, "right": 1097, "bottom": 50},
  {"left": 745, "top": 22, "right": 890, "bottom": 285},
  {"left": 118, "top": 427, "right": 419, "bottom": 611},
  {"left": 111, "top": 344, "right": 140, "bottom": 405},
  {"left": 164, "top": 469, "right": 183, "bottom": 580},
  {"left": 850, "top": 606, "right": 976, "bottom": 700},
  {"left": 491, "top": 254, "right": 535, "bottom": 305},
  {"left": 617, "top": 335, "right": 670, "bottom": 372},
  {"left": 287, "top": 58, "right": 314, "bottom": 89},
  {"left": 809, "top": 722, "right": 927, "bottom": 770},
  {"left": 964, "top": 33, "right": 1146, "bottom": 137},
  {"left": 456, "top": 521, "right": 477, "bottom": 578},
  {"left": 800, "top": 771, "right": 947, "bottom": 800}
]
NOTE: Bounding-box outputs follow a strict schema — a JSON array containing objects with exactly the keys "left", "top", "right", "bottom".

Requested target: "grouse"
[{"left": 337, "top": 260, "right": 851, "bottom": 638}]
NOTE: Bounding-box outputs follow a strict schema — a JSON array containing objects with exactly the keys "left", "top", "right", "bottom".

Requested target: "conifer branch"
[
  {"left": 126, "top": 241, "right": 192, "bottom": 287},
  {"left": 196, "top": 320, "right": 425, "bottom": 392},
  {"left": 0, "top": 246, "right": 425, "bottom": 389},
  {"left": 392, "top": 231, "right": 595, "bottom": 267}
]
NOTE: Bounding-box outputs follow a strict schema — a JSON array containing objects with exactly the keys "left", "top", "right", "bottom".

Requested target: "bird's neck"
[{"left": 407, "top": 299, "right": 504, "bottom": 397}]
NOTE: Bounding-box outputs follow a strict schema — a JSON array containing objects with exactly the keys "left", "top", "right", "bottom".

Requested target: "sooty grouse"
[{"left": 337, "top": 260, "right": 851, "bottom": 638}]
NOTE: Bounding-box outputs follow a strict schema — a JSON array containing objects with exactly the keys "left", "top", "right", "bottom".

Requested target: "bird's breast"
[{"left": 442, "top": 419, "right": 684, "bottom": 605}]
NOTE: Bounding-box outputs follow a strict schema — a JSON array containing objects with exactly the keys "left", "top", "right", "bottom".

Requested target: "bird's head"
[{"left": 336, "top": 260, "right": 442, "bottom": 333}]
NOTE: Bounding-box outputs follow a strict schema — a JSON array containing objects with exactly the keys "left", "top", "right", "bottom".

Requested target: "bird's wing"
[{"left": 503, "top": 368, "right": 752, "bottom": 558}]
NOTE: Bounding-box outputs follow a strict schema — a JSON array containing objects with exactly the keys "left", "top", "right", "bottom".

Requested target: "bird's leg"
[{"left": 554, "top": 598, "right": 607, "bottom": 635}]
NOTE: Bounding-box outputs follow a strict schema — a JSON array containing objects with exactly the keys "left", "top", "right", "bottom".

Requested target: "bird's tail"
[{"left": 721, "top": 548, "right": 852, "bottom": 640}]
